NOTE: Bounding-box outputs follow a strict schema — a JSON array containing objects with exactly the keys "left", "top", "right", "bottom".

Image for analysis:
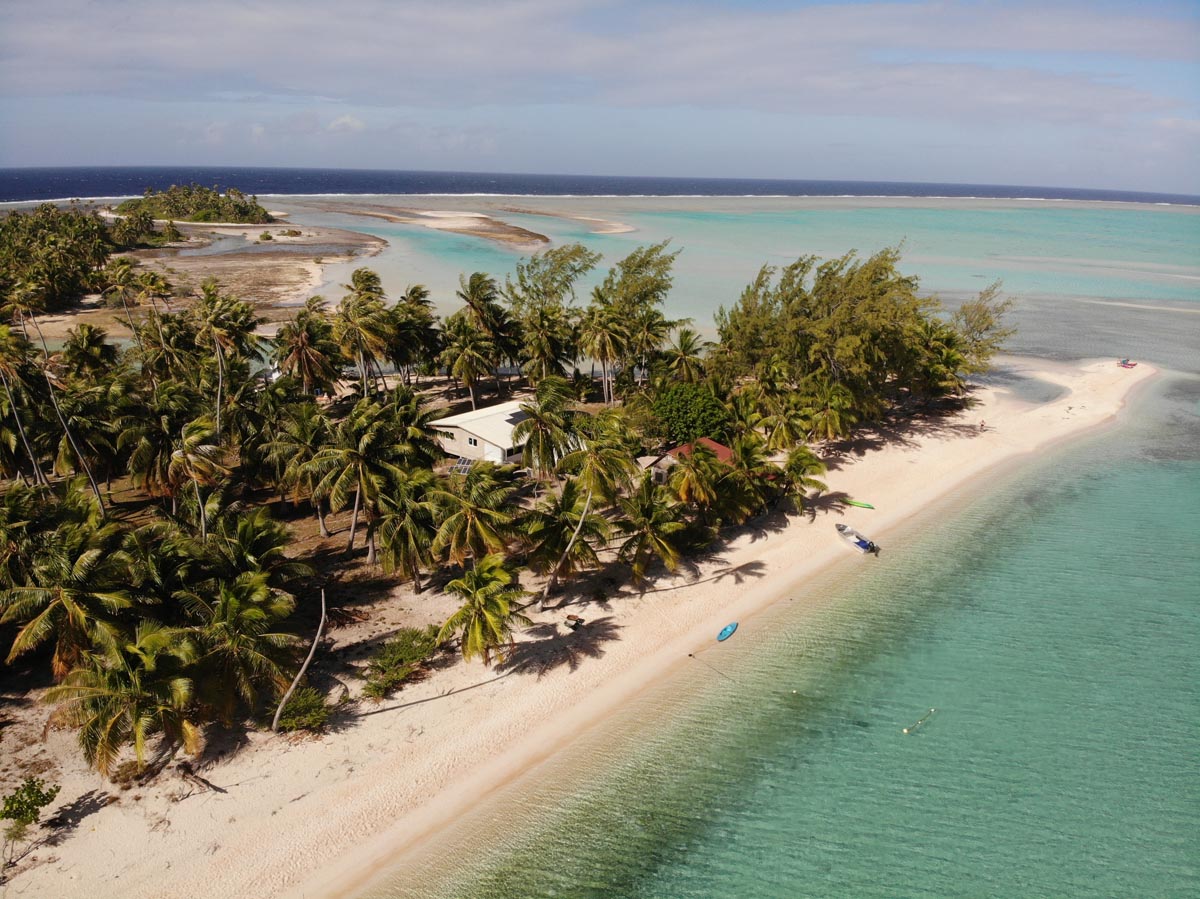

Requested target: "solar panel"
[{"left": 450, "top": 457, "right": 474, "bottom": 475}]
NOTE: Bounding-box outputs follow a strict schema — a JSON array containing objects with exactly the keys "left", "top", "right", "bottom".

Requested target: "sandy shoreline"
[{"left": 5, "top": 358, "right": 1155, "bottom": 899}]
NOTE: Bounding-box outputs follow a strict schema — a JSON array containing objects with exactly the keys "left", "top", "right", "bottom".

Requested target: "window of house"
[{"left": 467, "top": 437, "right": 478, "bottom": 447}]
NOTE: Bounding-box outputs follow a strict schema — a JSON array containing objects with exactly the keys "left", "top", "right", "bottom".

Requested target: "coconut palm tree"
[
  {"left": 273, "top": 297, "right": 341, "bottom": 396},
  {"left": 668, "top": 442, "right": 724, "bottom": 522},
  {"left": 167, "top": 417, "right": 229, "bottom": 542},
  {"left": 120, "top": 381, "right": 202, "bottom": 511},
  {"left": 521, "top": 476, "right": 608, "bottom": 597},
  {"left": 512, "top": 375, "right": 576, "bottom": 482},
  {"left": 432, "top": 462, "right": 516, "bottom": 568},
  {"left": 332, "top": 272, "right": 393, "bottom": 394},
  {"left": 384, "top": 385, "right": 446, "bottom": 469},
  {"left": 59, "top": 324, "right": 118, "bottom": 380},
  {"left": 306, "top": 399, "right": 409, "bottom": 562},
  {"left": 662, "top": 327, "right": 709, "bottom": 383},
  {"left": 183, "top": 572, "right": 297, "bottom": 724},
  {"left": 264, "top": 401, "right": 333, "bottom": 536},
  {"left": 376, "top": 467, "right": 439, "bottom": 592},
  {"left": 439, "top": 312, "right": 494, "bottom": 410},
  {"left": 614, "top": 472, "right": 687, "bottom": 585},
  {"left": 0, "top": 324, "right": 46, "bottom": 485},
  {"left": 0, "top": 519, "right": 134, "bottom": 679},
  {"left": 191, "top": 280, "right": 262, "bottom": 440},
  {"left": 519, "top": 304, "right": 574, "bottom": 385},
  {"left": 44, "top": 621, "right": 200, "bottom": 777},
  {"left": 719, "top": 433, "right": 781, "bottom": 522},
  {"left": 781, "top": 446, "right": 828, "bottom": 513},
  {"left": 437, "top": 553, "right": 529, "bottom": 665},
  {"left": 801, "top": 376, "right": 858, "bottom": 442},
  {"left": 579, "top": 288, "right": 629, "bottom": 405}
]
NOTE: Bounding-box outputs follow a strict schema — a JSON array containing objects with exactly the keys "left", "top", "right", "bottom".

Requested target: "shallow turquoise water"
[{"left": 297, "top": 198, "right": 1200, "bottom": 372}]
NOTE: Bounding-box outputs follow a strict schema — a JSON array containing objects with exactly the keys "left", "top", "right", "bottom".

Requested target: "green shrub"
[
  {"left": 281, "top": 228, "right": 302, "bottom": 237},
  {"left": 363, "top": 626, "right": 441, "bottom": 699},
  {"left": 275, "top": 686, "right": 331, "bottom": 732},
  {"left": 259, "top": 231, "right": 273, "bottom": 241}
]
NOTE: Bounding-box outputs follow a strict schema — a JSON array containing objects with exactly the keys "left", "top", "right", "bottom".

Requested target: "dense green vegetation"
[
  {"left": 0, "top": 211, "right": 1012, "bottom": 780},
  {"left": 0, "top": 204, "right": 110, "bottom": 310},
  {"left": 116, "top": 183, "right": 272, "bottom": 224}
]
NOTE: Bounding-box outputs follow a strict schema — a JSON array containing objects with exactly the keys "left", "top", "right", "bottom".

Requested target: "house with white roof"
[{"left": 430, "top": 400, "right": 529, "bottom": 464}]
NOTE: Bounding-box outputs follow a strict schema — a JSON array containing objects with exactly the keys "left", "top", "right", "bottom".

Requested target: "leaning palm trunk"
[
  {"left": 194, "top": 478, "right": 207, "bottom": 541},
  {"left": 0, "top": 368, "right": 48, "bottom": 486},
  {"left": 346, "top": 485, "right": 361, "bottom": 552},
  {"left": 540, "top": 487, "right": 593, "bottom": 610},
  {"left": 271, "top": 589, "right": 326, "bottom": 732},
  {"left": 213, "top": 336, "right": 225, "bottom": 439},
  {"left": 24, "top": 312, "right": 106, "bottom": 515}
]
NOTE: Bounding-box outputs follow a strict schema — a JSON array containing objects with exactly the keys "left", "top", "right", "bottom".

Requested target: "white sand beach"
[{"left": 7, "top": 358, "right": 1155, "bottom": 899}]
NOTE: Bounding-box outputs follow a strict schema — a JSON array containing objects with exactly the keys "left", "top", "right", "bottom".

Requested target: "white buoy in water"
[{"left": 903, "top": 708, "right": 936, "bottom": 734}]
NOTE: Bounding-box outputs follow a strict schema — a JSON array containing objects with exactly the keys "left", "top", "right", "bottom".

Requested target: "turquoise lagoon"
[{"left": 279, "top": 198, "right": 1200, "bottom": 898}]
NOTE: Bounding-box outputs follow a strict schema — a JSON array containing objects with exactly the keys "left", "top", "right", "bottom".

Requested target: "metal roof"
[{"left": 430, "top": 400, "right": 529, "bottom": 449}]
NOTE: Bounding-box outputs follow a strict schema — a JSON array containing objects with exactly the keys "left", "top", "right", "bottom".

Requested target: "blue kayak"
[{"left": 717, "top": 622, "right": 738, "bottom": 642}]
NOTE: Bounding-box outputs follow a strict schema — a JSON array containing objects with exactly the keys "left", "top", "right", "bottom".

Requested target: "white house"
[{"left": 431, "top": 400, "right": 529, "bottom": 464}]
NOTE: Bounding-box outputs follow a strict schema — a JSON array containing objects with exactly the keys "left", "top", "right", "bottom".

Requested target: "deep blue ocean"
[{"left": 1, "top": 166, "right": 1198, "bottom": 205}]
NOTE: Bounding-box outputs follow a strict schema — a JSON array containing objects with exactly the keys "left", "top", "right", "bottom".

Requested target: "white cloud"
[{"left": 327, "top": 114, "right": 366, "bottom": 133}]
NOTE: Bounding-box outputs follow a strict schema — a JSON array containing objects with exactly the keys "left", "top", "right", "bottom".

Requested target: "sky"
[{"left": 1, "top": 0, "right": 1198, "bottom": 193}]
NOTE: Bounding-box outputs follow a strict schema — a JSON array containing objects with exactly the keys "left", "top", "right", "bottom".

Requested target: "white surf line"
[{"left": 1074, "top": 298, "right": 1200, "bottom": 315}]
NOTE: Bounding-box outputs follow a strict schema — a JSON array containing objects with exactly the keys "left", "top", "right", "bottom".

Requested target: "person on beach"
[{"left": 979, "top": 419, "right": 986, "bottom": 431}]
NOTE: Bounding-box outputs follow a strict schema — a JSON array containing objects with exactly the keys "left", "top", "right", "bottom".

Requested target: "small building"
[
  {"left": 431, "top": 400, "right": 529, "bottom": 464},
  {"left": 641, "top": 437, "right": 734, "bottom": 484}
]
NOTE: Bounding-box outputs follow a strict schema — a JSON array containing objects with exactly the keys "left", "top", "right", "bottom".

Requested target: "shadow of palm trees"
[
  {"left": 42, "top": 790, "right": 112, "bottom": 845},
  {"left": 497, "top": 615, "right": 622, "bottom": 678}
]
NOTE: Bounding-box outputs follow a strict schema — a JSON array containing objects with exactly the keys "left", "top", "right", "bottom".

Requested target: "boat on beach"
[{"left": 836, "top": 523, "right": 879, "bottom": 555}]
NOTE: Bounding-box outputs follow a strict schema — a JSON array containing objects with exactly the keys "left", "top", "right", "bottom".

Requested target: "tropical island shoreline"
[{"left": 5, "top": 355, "right": 1156, "bottom": 899}]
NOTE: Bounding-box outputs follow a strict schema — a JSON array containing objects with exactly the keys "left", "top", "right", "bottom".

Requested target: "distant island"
[{"left": 115, "top": 183, "right": 273, "bottom": 224}]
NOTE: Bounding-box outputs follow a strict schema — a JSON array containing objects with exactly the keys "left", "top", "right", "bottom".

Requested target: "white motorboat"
[{"left": 836, "top": 523, "right": 879, "bottom": 555}]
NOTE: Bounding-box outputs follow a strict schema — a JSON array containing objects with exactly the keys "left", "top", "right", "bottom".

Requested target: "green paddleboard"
[{"left": 843, "top": 499, "right": 875, "bottom": 509}]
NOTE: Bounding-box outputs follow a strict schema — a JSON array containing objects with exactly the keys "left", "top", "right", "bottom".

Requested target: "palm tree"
[
  {"left": 306, "top": 399, "right": 408, "bottom": 562},
  {"left": 100, "top": 257, "right": 144, "bottom": 350},
  {"left": 184, "top": 572, "right": 297, "bottom": 724},
  {"left": 44, "top": 621, "right": 200, "bottom": 777},
  {"left": 439, "top": 312, "right": 494, "bottom": 410},
  {"left": 614, "top": 472, "right": 687, "bottom": 585},
  {"left": 519, "top": 304, "right": 573, "bottom": 384},
  {"left": 662, "top": 327, "right": 709, "bottom": 383},
  {"left": 512, "top": 375, "right": 576, "bottom": 482},
  {"left": 264, "top": 401, "right": 333, "bottom": 536},
  {"left": 0, "top": 324, "right": 46, "bottom": 485},
  {"left": 332, "top": 271, "right": 393, "bottom": 394},
  {"left": 762, "top": 393, "right": 811, "bottom": 452},
  {"left": 521, "top": 477, "right": 608, "bottom": 598},
  {"left": 0, "top": 519, "right": 134, "bottom": 679},
  {"left": 437, "top": 553, "right": 529, "bottom": 665},
  {"left": 802, "top": 376, "right": 858, "bottom": 442},
  {"left": 59, "top": 324, "right": 118, "bottom": 379},
  {"left": 203, "top": 507, "right": 313, "bottom": 589},
  {"left": 384, "top": 385, "right": 446, "bottom": 469},
  {"left": 192, "top": 280, "right": 262, "bottom": 440},
  {"left": 120, "top": 381, "right": 202, "bottom": 511},
  {"left": 720, "top": 434, "right": 781, "bottom": 522},
  {"left": 167, "top": 417, "right": 229, "bottom": 542},
  {"left": 781, "top": 446, "right": 828, "bottom": 513},
  {"left": 668, "top": 442, "right": 724, "bottom": 522},
  {"left": 273, "top": 297, "right": 341, "bottom": 396},
  {"left": 388, "top": 285, "right": 441, "bottom": 385},
  {"left": 432, "top": 463, "right": 516, "bottom": 568},
  {"left": 376, "top": 467, "right": 439, "bottom": 592},
  {"left": 580, "top": 288, "right": 629, "bottom": 405}
]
